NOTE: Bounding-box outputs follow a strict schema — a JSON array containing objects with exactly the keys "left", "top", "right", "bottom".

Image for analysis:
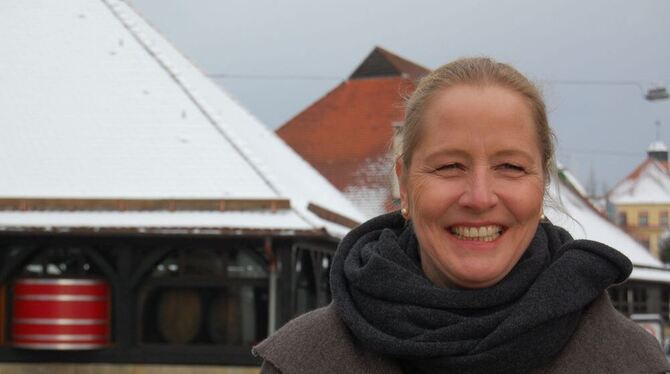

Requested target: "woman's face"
[{"left": 397, "top": 84, "right": 545, "bottom": 288}]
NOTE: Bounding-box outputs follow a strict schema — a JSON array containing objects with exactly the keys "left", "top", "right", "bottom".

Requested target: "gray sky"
[{"left": 129, "top": 0, "right": 670, "bottom": 192}]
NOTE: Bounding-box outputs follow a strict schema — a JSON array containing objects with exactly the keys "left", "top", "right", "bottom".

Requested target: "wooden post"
[{"left": 264, "top": 237, "right": 277, "bottom": 335}]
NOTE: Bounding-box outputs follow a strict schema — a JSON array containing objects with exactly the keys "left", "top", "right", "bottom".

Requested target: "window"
[
  {"left": 661, "top": 211, "right": 669, "bottom": 226},
  {"left": 639, "top": 212, "right": 649, "bottom": 227},
  {"left": 618, "top": 211, "right": 627, "bottom": 226},
  {"left": 662, "top": 288, "right": 670, "bottom": 321},
  {"left": 633, "top": 287, "right": 648, "bottom": 313},
  {"left": 609, "top": 286, "right": 649, "bottom": 315},
  {"left": 608, "top": 287, "right": 628, "bottom": 315},
  {"left": 641, "top": 239, "right": 651, "bottom": 250}
]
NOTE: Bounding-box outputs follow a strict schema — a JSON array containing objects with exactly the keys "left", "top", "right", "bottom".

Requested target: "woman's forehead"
[{"left": 415, "top": 86, "right": 540, "bottom": 153}]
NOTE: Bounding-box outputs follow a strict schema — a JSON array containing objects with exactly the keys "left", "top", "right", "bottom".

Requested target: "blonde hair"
[{"left": 398, "top": 57, "right": 555, "bottom": 186}]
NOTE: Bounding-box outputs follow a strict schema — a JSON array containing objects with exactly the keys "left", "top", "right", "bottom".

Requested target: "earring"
[{"left": 401, "top": 208, "right": 408, "bottom": 219}]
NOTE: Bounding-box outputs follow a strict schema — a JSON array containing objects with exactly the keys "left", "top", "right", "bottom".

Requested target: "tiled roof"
[
  {"left": 278, "top": 47, "right": 430, "bottom": 217},
  {"left": 0, "top": 0, "right": 364, "bottom": 236},
  {"left": 279, "top": 77, "right": 413, "bottom": 186},
  {"left": 278, "top": 76, "right": 416, "bottom": 217}
]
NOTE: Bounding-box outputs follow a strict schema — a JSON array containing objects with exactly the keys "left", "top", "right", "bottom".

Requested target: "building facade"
[{"left": 609, "top": 141, "right": 670, "bottom": 258}]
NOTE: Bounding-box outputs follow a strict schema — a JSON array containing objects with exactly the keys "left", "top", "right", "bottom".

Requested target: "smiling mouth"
[{"left": 449, "top": 225, "right": 504, "bottom": 242}]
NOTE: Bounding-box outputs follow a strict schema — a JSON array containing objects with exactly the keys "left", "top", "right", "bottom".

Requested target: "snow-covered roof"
[
  {"left": 0, "top": 0, "right": 364, "bottom": 237},
  {"left": 546, "top": 169, "right": 670, "bottom": 283},
  {"left": 608, "top": 159, "right": 670, "bottom": 205},
  {"left": 557, "top": 162, "right": 588, "bottom": 197},
  {"left": 0, "top": 210, "right": 315, "bottom": 235}
]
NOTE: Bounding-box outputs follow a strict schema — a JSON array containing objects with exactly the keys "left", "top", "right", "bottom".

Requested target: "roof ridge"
[
  {"left": 349, "top": 46, "right": 429, "bottom": 80},
  {"left": 375, "top": 46, "right": 430, "bottom": 77},
  {"left": 608, "top": 158, "right": 650, "bottom": 197},
  {"left": 103, "top": 0, "right": 284, "bottom": 197}
]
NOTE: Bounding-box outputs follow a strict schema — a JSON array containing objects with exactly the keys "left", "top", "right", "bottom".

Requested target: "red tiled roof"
[
  {"left": 278, "top": 77, "right": 416, "bottom": 191},
  {"left": 278, "top": 47, "right": 429, "bottom": 216}
]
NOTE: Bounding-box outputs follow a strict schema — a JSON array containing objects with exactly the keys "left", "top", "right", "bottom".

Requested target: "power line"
[
  {"left": 559, "top": 147, "right": 641, "bottom": 157},
  {"left": 541, "top": 79, "right": 645, "bottom": 87},
  {"left": 207, "top": 73, "right": 341, "bottom": 81},
  {"left": 206, "top": 72, "right": 668, "bottom": 86}
]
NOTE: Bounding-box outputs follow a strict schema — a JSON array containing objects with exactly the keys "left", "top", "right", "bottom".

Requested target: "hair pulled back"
[{"left": 398, "top": 57, "right": 555, "bottom": 185}]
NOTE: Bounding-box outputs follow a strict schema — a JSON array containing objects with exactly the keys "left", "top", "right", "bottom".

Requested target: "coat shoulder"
[
  {"left": 253, "top": 304, "right": 401, "bottom": 374},
  {"left": 536, "top": 294, "right": 670, "bottom": 374}
]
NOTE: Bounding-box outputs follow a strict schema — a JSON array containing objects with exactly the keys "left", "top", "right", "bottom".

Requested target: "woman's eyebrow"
[
  {"left": 492, "top": 149, "right": 536, "bottom": 163},
  {"left": 423, "top": 149, "right": 470, "bottom": 162}
]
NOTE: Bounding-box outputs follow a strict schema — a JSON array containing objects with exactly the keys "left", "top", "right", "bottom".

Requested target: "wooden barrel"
[
  {"left": 12, "top": 278, "right": 111, "bottom": 350},
  {"left": 156, "top": 288, "right": 202, "bottom": 344},
  {"left": 207, "top": 290, "right": 241, "bottom": 345}
]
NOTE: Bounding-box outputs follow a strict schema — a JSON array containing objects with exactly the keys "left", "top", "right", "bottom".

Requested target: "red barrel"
[{"left": 12, "top": 278, "right": 111, "bottom": 350}]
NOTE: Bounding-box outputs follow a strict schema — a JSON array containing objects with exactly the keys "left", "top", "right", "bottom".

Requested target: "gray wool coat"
[{"left": 253, "top": 294, "right": 670, "bottom": 374}]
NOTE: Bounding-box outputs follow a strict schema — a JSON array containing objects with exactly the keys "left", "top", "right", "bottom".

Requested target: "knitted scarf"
[{"left": 330, "top": 211, "right": 632, "bottom": 374}]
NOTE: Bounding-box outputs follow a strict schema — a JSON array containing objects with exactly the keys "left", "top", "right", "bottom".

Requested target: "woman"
[{"left": 253, "top": 58, "right": 670, "bottom": 373}]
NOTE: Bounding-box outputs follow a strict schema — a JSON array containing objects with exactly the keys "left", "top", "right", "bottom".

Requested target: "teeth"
[{"left": 450, "top": 225, "right": 502, "bottom": 242}]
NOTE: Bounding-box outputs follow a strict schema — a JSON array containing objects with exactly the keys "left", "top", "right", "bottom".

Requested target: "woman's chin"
[{"left": 447, "top": 263, "right": 510, "bottom": 288}]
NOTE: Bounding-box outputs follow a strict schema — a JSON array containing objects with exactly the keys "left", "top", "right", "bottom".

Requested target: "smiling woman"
[
  {"left": 398, "top": 84, "right": 545, "bottom": 289},
  {"left": 253, "top": 58, "right": 670, "bottom": 374}
]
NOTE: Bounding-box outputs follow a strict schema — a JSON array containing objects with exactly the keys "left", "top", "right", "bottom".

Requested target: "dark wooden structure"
[{"left": 0, "top": 200, "right": 341, "bottom": 366}]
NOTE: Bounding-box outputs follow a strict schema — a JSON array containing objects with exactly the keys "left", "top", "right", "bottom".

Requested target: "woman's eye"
[
  {"left": 436, "top": 163, "right": 462, "bottom": 171},
  {"left": 433, "top": 163, "right": 464, "bottom": 175},
  {"left": 498, "top": 163, "right": 526, "bottom": 174}
]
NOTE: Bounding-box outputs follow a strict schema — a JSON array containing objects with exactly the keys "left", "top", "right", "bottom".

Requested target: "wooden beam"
[
  {"left": 0, "top": 198, "right": 290, "bottom": 212},
  {"left": 307, "top": 203, "right": 359, "bottom": 229}
]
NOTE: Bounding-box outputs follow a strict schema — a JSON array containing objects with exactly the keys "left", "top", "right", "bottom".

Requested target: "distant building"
[
  {"left": 608, "top": 141, "right": 670, "bottom": 258},
  {"left": 0, "top": 0, "right": 363, "bottom": 371},
  {"left": 277, "top": 46, "right": 429, "bottom": 217}
]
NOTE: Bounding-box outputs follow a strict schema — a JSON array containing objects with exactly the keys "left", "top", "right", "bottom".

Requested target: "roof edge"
[
  {"left": 0, "top": 225, "right": 326, "bottom": 237},
  {"left": 0, "top": 198, "right": 291, "bottom": 212},
  {"left": 307, "top": 202, "right": 360, "bottom": 229}
]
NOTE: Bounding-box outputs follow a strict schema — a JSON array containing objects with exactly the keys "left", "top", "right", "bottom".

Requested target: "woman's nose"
[{"left": 458, "top": 171, "right": 498, "bottom": 211}]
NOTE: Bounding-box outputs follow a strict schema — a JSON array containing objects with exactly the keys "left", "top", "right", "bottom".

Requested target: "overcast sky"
[{"left": 129, "top": 0, "right": 670, "bottom": 192}]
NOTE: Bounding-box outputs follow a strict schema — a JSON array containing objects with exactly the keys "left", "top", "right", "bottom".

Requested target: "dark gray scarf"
[{"left": 330, "top": 211, "right": 632, "bottom": 374}]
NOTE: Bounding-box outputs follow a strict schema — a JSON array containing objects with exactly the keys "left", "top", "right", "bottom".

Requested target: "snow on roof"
[
  {"left": 608, "top": 159, "right": 670, "bottom": 205},
  {"left": 648, "top": 140, "right": 668, "bottom": 152},
  {"left": 0, "top": 210, "right": 315, "bottom": 234},
  {"left": 0, "top": 0, "right": 364, "bottom": 237},
  {"left": 546, "top": 171, "right": 670, "bottom": 283},
  {"left": 557, "top": 162, "right": 588, "bottom": 197}
]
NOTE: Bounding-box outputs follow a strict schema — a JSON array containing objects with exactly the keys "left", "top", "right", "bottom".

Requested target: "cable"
[
  {"left": 206, "top": 72, "right": 668, "bottom": 86},
  {"left": 207, "top": 73, "right": 341, "bottom": 81},
  {"left": 559, "top": 147, "right": 642, "bottom": 157},
  {"left": 541, "top": 79, "right": 645, "bottom": 87}
]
